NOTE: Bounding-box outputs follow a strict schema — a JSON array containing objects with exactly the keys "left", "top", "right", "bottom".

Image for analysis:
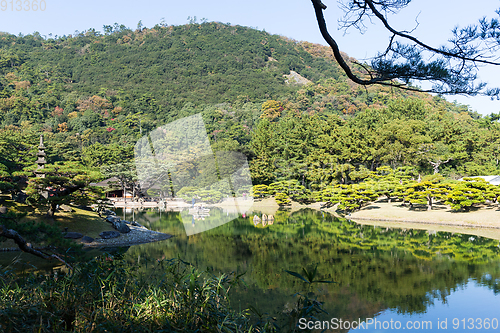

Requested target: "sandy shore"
[
  {"left": 324, "top": 201, "right": 500, "bottom": 240},
  {"left": 231, "top": 197, "right": 500, "bottom": 240},
  {"left": 217, "top": 197, "right": 500, "bottom": 229},
  {"left": 345, "top": 201, "right": 500, "bottom": 227}
]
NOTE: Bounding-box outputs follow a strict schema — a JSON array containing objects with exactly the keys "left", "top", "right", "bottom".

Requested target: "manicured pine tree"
[
  {"left": 444, "top": 178, "right": 494, "bottom": 212},
  {"left": 335, "top": 183, "right": 378, "bottom": 213},
  {"left": 25, "top": 161, "right": 102, "bottom": 217},
  {"left": 275, "top": 192, "right": 291, "bottom": 206},
  {"left": 404, "top": 175, "right": 448, "bottom": 211},
  {"left": 252, "top": 184, "right": 269, "bottom": 199}
]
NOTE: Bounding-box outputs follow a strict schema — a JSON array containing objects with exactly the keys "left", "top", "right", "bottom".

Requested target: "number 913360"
[
  {"left": 453, "top": 318, "right": 499, "bottom": 330},
  {"left": 1, "top": 0, "right": 46, "bottom": 11}
]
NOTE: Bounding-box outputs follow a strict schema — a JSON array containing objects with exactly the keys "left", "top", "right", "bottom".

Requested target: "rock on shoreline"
[{"left": 83, "top": 225, "right": 173, "bottom": 247}]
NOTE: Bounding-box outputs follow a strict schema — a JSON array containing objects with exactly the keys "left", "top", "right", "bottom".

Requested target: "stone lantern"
[
  {"left": 34, "top": 134, "right": 48, "bottom": 198},
  {"left": 34, "top": 134, "right": 46, "bottom": 178}
]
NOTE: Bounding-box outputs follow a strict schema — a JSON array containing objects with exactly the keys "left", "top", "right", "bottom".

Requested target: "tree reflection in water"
[{"left": 119, "top": 207, "right": 500, "bottom": 327}]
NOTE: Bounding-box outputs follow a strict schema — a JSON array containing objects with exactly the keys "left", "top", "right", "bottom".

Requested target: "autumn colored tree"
[{"left": 260, "top": 100, "right": 284, "bottom": 121}]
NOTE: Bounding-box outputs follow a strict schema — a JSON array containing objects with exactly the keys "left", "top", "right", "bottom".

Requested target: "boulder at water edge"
[
  {"left": 111, "top": 220, "right": 131, "bottom": 233},
  {"left": 99, "top": 231, "right": 120, "bottom": 239},
  {"left": 103, "top": 209, "right": 116, "bottom": 216},
  {"left": 80, "top": 236, "right": 95, "bottom": 243},
  {"left": 63, "top": 232, "right": 83, "bottom": 239},
  {"left": 106, "top": 215, "right": 121, "bottom": 223}
]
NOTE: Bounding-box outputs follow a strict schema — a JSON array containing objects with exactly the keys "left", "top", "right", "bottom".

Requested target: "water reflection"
[
  {"left": 2, "top": 207, "right": 499, "bottom": 330},
  {"left": 361, "top": 279, "right": 500, "bottom": 332},
  {"left": 115, "top": 207, "right": 500, "bottom": 329}
]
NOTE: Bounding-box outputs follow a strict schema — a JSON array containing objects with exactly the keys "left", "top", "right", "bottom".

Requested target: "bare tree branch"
[
  {"left": 311, "top": 0, "right": 435, "bottom": 92},
  {"left": 0, "top": 224, "right": 72, "bottom": 269}
]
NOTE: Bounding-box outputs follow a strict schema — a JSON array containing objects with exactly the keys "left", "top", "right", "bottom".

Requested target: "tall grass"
[
  {"left": 0, "top": 256, "right": 257, "bottom": 332},
  {"left": 0, "top": 257, "right": 329, "bottom": 332}
]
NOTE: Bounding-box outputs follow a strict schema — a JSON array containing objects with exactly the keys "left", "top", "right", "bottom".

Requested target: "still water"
[
  {"left": 117, "top": 207, "right": 500, "bottom": 332},
  {"left": 2, "top": 207, "right": 499, "bottom": 332}
]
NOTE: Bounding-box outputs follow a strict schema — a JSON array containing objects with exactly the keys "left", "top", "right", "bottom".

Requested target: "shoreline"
[
  {"left": 249, "top": 197, "right": 500, "bottom": 229},
  {"left": 345, "top": 215, "right": 500, "bottom": 229},
  {"left": 246, "top": 197, "right": 500, "bottom": 240},
  {"left": 3, "top": 198, "right": 499, "bottom": 252},
  {"left": 0, "top": 225, "right": 173, "bottom": 252},
  {"left": 81, "top": 225, "right": 173, "bottom": 248},
  {"left": 325, "top": 201, "right": 500, "bottom": 240},
  {"left": 343, "top": 201, "right": 500, "bottom": 228}
]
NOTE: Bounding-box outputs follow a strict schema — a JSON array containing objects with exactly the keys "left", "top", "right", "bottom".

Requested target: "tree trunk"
[
  {"left": 0, "top": 225, "right": 71, "bottom": 267},
  {"left": 122, "top": 183, "right": 126, "bottom": 205},
  {"left": 427, "top": 194, "right": 432, "bottom": 211},
  {"left": 47, "top": 202, "right": 57, "bottom": 218}
]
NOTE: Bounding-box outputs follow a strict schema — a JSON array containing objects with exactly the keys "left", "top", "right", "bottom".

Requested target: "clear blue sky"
[{"left": 1, "top": 0, "right": 499, "bottom": 115}]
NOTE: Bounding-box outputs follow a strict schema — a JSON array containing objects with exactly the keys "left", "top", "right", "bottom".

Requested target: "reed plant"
[
  {"left": 0, "top": 256, "right": 258, "bottom": 332},
  {"left": 0, "top": 256, "right": 329, "bottom": 332}
]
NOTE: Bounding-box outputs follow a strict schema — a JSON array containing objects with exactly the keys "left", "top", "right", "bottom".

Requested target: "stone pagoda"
[
  {"left": 34, "top": 134, "right": 48, "bottom": 199},
  {"left": 34, "top": 134, "right": 46, "bottom": 178}
]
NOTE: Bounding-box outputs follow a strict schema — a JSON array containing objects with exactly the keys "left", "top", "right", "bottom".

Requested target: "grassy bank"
[{"left": 0, "top": 199, "right": 112, "bottom": 250}]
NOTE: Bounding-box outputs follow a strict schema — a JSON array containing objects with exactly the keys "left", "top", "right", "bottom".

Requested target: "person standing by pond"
[{"left": 192, "top": 197, "right": 195, "bottom": 208}]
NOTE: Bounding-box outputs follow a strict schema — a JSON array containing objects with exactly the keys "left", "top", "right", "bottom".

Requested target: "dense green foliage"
[
  {"left": 1, "top": 22, "right": 499, "bottom": 191},
  {"left": 1, "top": 21, "right": 499, "bottom": 332},
  {"left": 319, "top": 171, "right": 500, "bottom": 212},
  {"left": 1, "top": 21, "right": 499, "bottom": 243}
]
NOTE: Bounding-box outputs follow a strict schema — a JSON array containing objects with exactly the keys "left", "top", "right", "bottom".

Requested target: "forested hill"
[
  {"left": 1, "top": 21, "right": 431, "bottom": 124},
  {"left": 0, "top": 22, "right": 350, "bottom": 113},
  {"left": 0, "top": 21, "right": 498, "bottom": 185}
]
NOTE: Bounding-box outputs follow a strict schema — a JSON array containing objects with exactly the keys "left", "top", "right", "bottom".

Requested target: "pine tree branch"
[
  {"left": 311, "top": 0, "right": 429, "bottom": 92},
  {"left": 364, "top": 0, "right": 500, "bottom": 66},
  {"left": 311, "top": 0, "right": 500, "bottom": 96}
]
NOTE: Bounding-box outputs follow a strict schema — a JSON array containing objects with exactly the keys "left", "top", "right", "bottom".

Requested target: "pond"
[
  {"left": 2, "top": 207, "right": 500, "bottom": 332},
  {"left": 117, "top": 207, "right": 500, "bottom": 332}
]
